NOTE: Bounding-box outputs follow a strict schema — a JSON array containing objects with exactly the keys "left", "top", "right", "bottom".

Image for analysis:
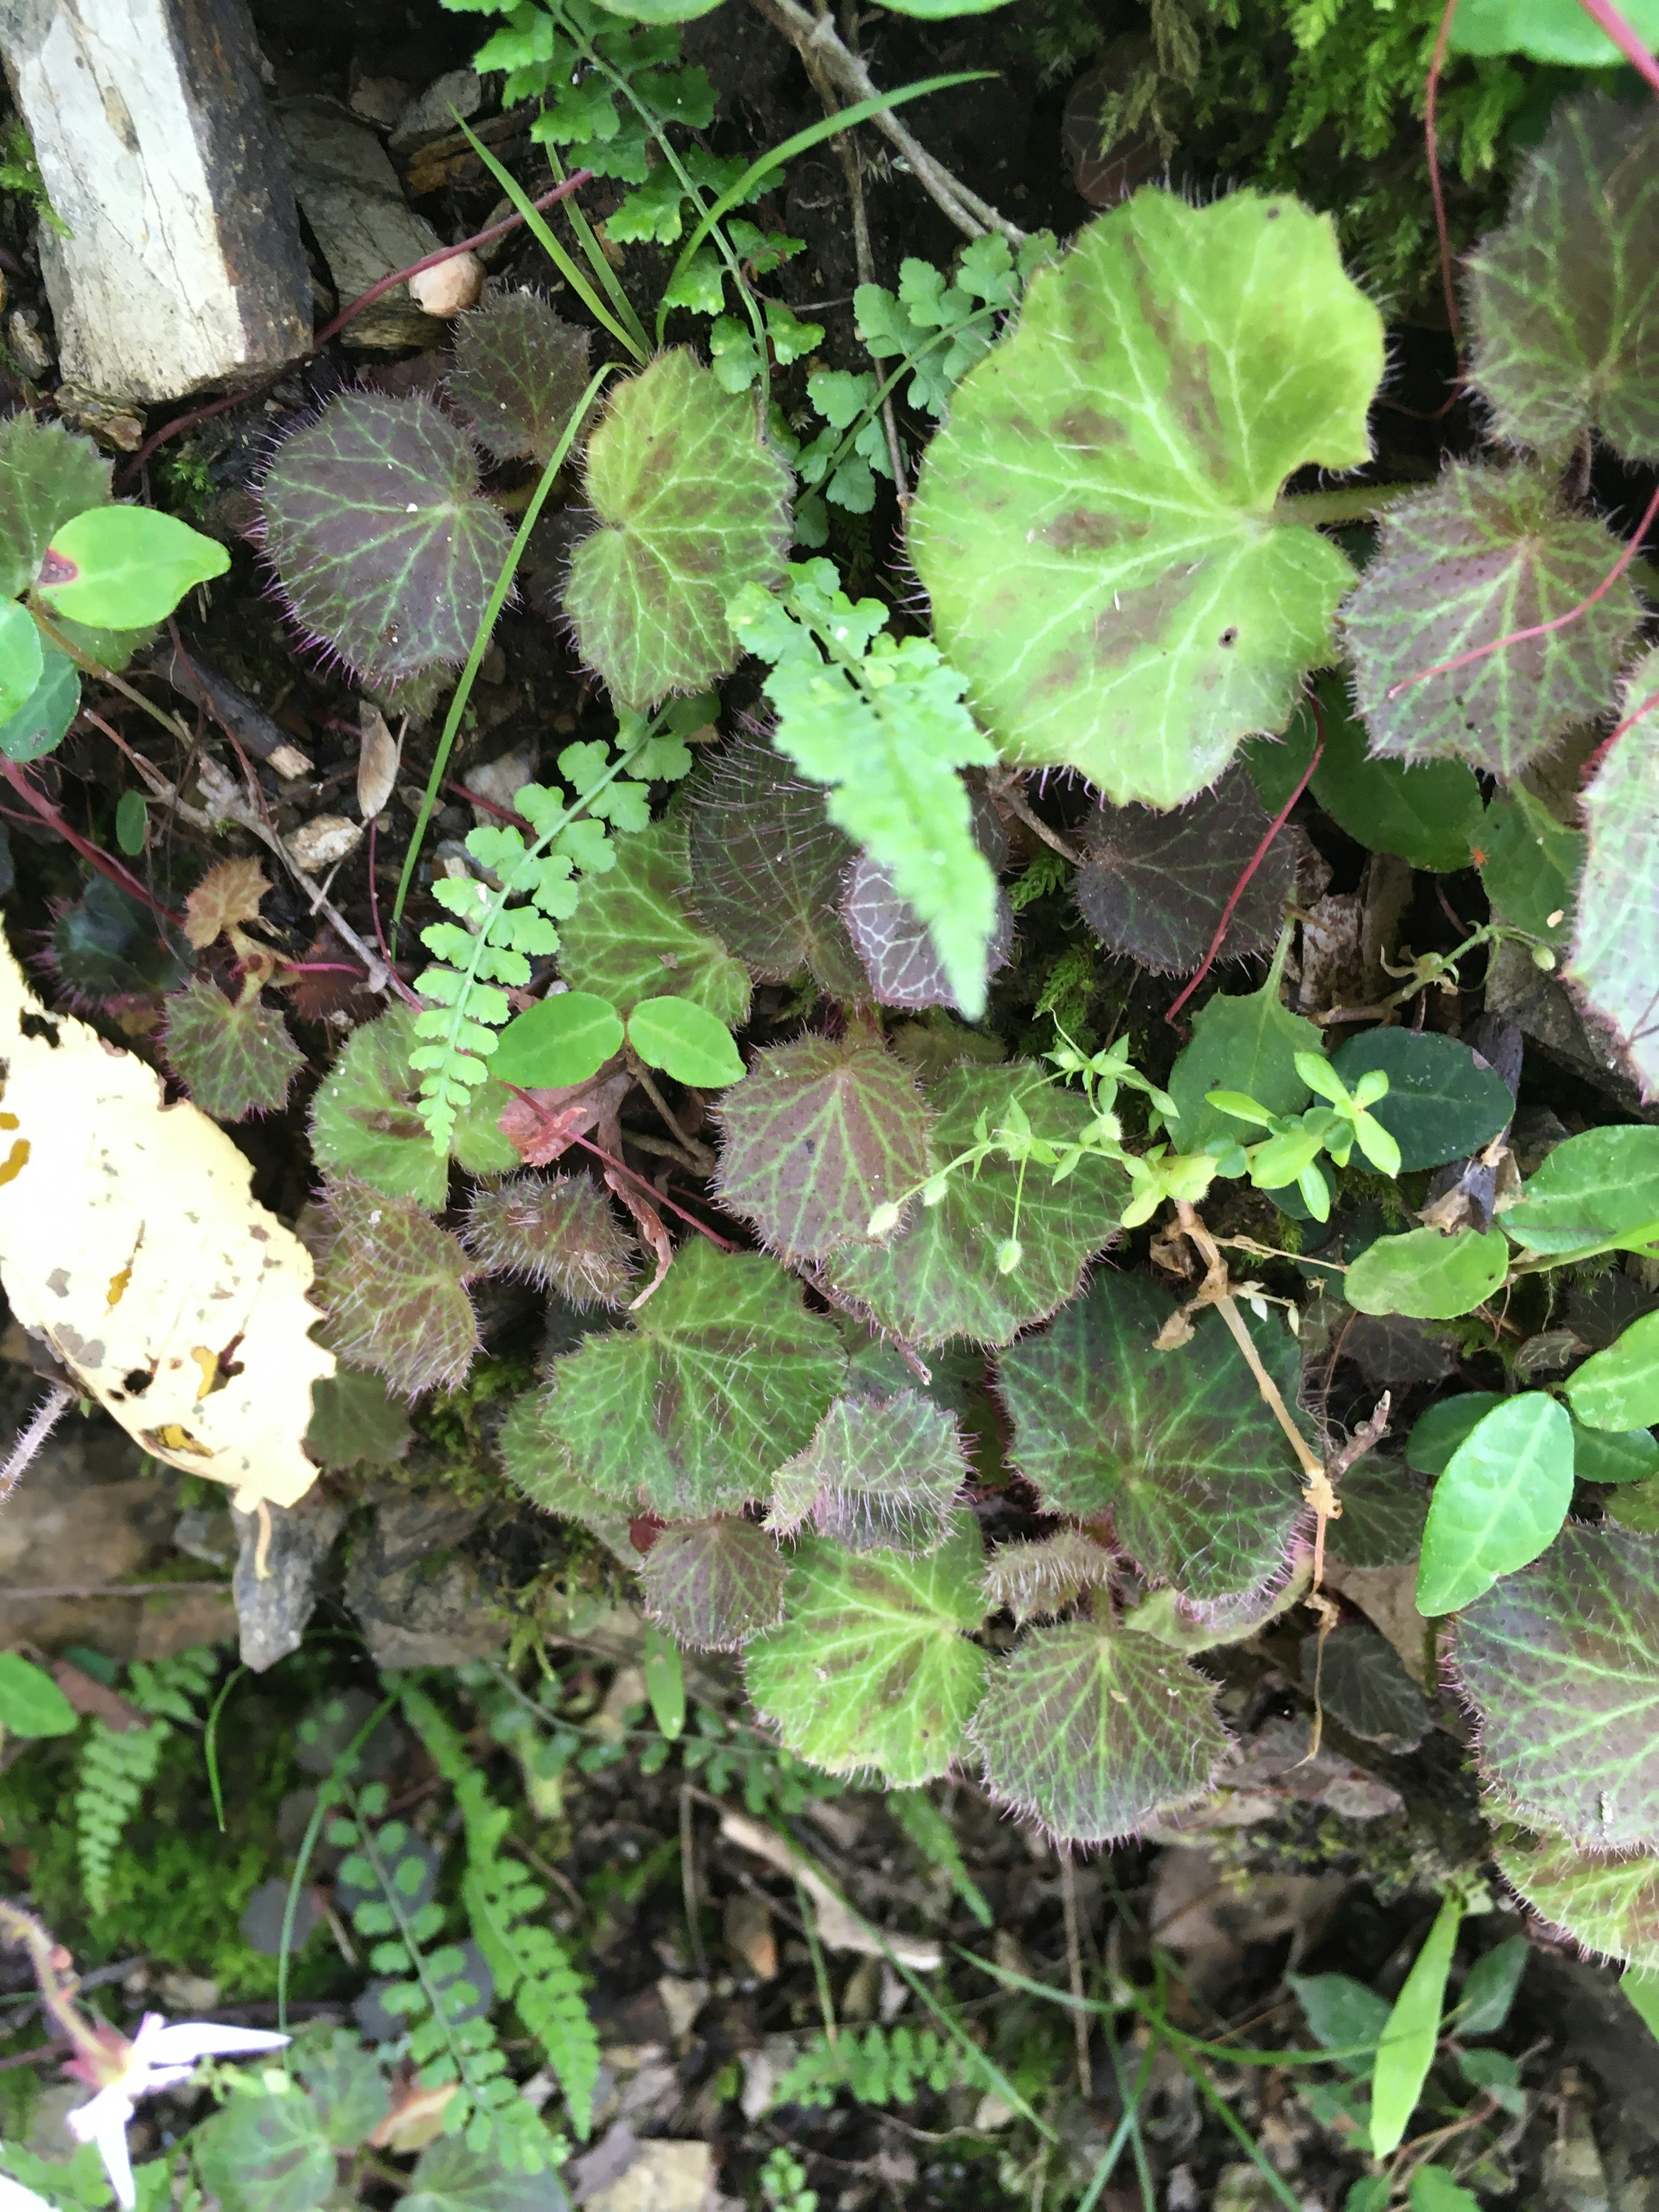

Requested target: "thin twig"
[
  {"left": 992, "top": 773, "right": 1082, "bottom": 865},
  {"left": 0, "top": 1580, "right": 232, "bottom": 1600},
  {"left": 1060, "top": 1853, "right": 1090, "bottom": 2097},
  {"left": 0, "top": 1386, "right": 73, "bottom": 1506},
  {"left": 680, "top": 1786, "right": 709, "bottom": 1980},
  {"left": 626, "top": 1053, "right": 715, "bottom": 1175}
]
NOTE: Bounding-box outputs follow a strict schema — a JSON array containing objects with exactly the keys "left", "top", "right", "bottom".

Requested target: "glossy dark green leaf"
[
  {"left": 1500, "top": 1125, "right": 1659, "bottom": 1257},
  {"left": 1252, "top": 680, "right": 1485, "bottom": 871},
  {"left": 1331, "top": 1030, "right": 1513, "bottom": 1170},
  {"left": 1456, "top": 1936, "right": 1529, "bottom": 2035},
  {"left": 1416, "top": 1392, "right": 1574, "bottom": 1615},
  {"left": 1478, "top": 785, "right": 1583, "bottom": 947}
]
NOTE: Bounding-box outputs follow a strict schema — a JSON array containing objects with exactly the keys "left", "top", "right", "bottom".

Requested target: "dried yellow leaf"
[
  {"left": 0, "top": 929, "right": 332, "bottom": 1510},
  {"left": 184, "top": 855, "right": 269, "bottom": 950}
]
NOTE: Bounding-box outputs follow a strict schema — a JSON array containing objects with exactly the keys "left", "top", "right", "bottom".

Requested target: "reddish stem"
[
  {"left": 1164, "top": 722, "right": 1325, "bottom": 1028},
  {"left": 1424, "top": 0, "right": 1463, "bottom": 354},
  {"left": 0, "top": 760, "right": 185, "bottom": 928},
  {"left": 443, "top": 779, "right": 534, "bottom": 832},
  {"left": 495, "top": 1077, "right": 734, "bottom": 1248},
  {"left": 1571, "top": 0, "right": 1659, "bottom": 94},
  {"left": 1387, "top": 478, "right": 1659, "bottom": 703},
  {"left": 118, "top": 169, "right": 595, "bottom": 487}
]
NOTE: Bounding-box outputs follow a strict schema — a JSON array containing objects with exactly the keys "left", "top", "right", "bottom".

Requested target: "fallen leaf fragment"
[
  {"left": 0, "top": 928, "right": 333, "bottom": 1510},
  {"left": 356, "top": 703, "right": 401, "bottom": 822},
  {"left": 184, "top": 856, "right": 268, "bottom": 950},
  {"left": 718, "top": 1806, "right": 941, "bottom": 1970}
]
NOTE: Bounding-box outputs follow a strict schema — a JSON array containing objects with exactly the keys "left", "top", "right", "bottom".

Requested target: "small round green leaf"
[
  {"left": 493, "top": 992, "right": 624, "bottom": 1089},
  {"left": 0, "top": 648, "right": 76, "bottom": 764},
  {"left": 593, "top": 0, "right": 724, "bottom": 16},
  {"left": 0, "top": 599, "right": 42, "bottom": 724},
  {"left": 0, "top": 1651, "right": 77, "bottom": 1737},
  {"left": 1330, "top": 1031, "right": 1513, "bottom": 1171},
  {"left": 1502, "top": 1125, "right": 1659, "bottom": 1256},
  {"left": 1345, "top": 1227, "right": 1510, "bottom": 1320},
  {"left": 1452, "top": 0, "right": 1659, "bottom": 63},
  {"left": 1567, "top": 1311, "right": 1659, "bottom": 1432},
  {"left": 626, "top": 995, "right": 744, "bottom": 1088},
  {"left": 38, "top": 505, "right": 230, "bottom": 627},
  {"left": 1416, "top": 1392, "right": 1575, "bottom": 1615},
  {"left": 114, "top": 788, "right": 148, "bottom": 857}
]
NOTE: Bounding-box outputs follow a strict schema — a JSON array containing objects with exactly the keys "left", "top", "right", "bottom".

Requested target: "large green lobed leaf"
[
  {"left": 909, "top": 190, "right": 1385, "bottom": 808},
  {"left": 1571, "top": 653, "right": 1659, "bottom": 1100},
  {"left": 766, "top": 1389, "right": 970, "bottom": 1557},
  {"left": 997, "top": 1271, "right": 1308, "bottom": 1604},
  {"left": 744, "top": 1516, "right": 987, "bottom": 1786},
  {"left": 541, "top": 1239, "right": 845, "bottom": 1517},
  {"left": 1497, "top": 1834, "right": 1659, "bottom": 1969},
  {"left": 563, "top": 349, "right": 791, "bottom": 708},
  {"left": 556, "top": 817, "right": 751, "bottom": 1022}
]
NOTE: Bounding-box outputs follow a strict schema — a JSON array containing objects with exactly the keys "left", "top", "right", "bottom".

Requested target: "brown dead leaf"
[
  {"left": 184, "top": 857, "right": 269, "bottom": 951},
  {"left": 718, "top": 1807, "right": 941, "bottom": 1970},
  {"left": 499, "top": 1067, "right": 629, "bottom": 1167},
  {"left": 51, "top": 1659, "right": 144, "bottom": 1732},
  {"left": 356, "top": 705, "right": 402, "bottom": 823}
]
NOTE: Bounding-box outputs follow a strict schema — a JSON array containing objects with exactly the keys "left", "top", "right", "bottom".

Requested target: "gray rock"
[
  {"left": 274, "top": 97, "right": 445, "bottom": 350},
  {"left": 232, "top": 1488, "right": 346, "bottom": 1672},
  {"left": 390, "top": 68, "right": 483, "bottom": 153},
  {"left": 344, "top": 1511, "right": 505, "bottom": 1668}
]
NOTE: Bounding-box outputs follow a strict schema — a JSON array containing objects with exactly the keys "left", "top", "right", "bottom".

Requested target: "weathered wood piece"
[{"left": 0, "top": 0, "right": 311, "bottom": 404}]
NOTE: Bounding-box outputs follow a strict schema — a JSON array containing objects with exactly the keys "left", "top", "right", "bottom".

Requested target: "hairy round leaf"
[
  {"left": 640, "top": 1516, "right": 788, "bottom": 1649},
  {"left": 970, "top": 1619, "right": 1230, "bottom": 1843},
  {"left": 1456, "top": 1522, "right": 1659, "bottom": 1848},
  {"left": 493, "top": 992, "right": 624, "bottom": 1089},
  {"left": 1417, "top": 1392, "right": 1575, "bottom": 1615},
  {"left": 305, "top": 1370, "right": 413, "bottom": 1470},
  {"left": 626, "top": 994, "right": 744, "bottom": 1087},
  {"left": 1501, "top": 1125, "right": 1659, "bottom": 1254},
  {"left": 910, "top": 191, "right": 1383, "bottom": 808},
  {"left": 1344, "top": 1227, "right": 1510, "bottom": 1320},
  {"left": 258, "top": 391, "right": 514, "bottom": 686},
  {"left": 980, "top": 1530, "right": 1118, "bottom": 1622},
  {"left": 557, "top": 818, "right": 751, "bottom": 1023},
  {"left": 1497, "top": 1835, "right": 1659, "bottom": 1969},
  {"left": 1466, "top": 94, "right": 1659, "bottom": 462},
  {"left": 0, "top": 414, "right": 109, "bottom": 599},
  {"left": 1075, "top": 766, "right": 1295, "bottom": 974},
  {"left": 402, "top": 2136, "right": 564, "bottom": 2212},
  {"left": 682, "top": 734, "right": 864, "bottom": 995},
  {"left": 998, "top": 1271, "right": 1307, "bottom": 1605},
  {"left": 563, "top": 349, "right": 791, "bottom": 708},
  {"left": 311, "top": 1173, "right": 479, "bottom": 1398},
  {"left": 820, "top": 1061, "right": 1127, "bottom": 1348},
  {"left": 194, "top": 2085, "right": 334, "bottom": 2212},
  {"left": 1329, "top": 1031, "right": 1513, "bottom": 1171},
  {"left": 447, "top": 288, "right": 593, "bottom": 464},
  {"left": 311, "top": 1006, "right": 517, "bottom": 1207},
  {"left": 766, "top": 1389, "right": 970, "bottom": 1556},
  {"left": 463, "top": 1174, "right": 636, "bottom": 1304},
  {"left": 496, "top": 1389, "right": 637, "bottom": 1554},
  {"left": 1341, "top": 461, "right": 1642, "bottom": 776},
  {"left": 712, "top": 1033, "right": 934, "bottom": 1264},
  {"left": 842, "top": 850, "right": 1014, "bottom": 1013},
  {"left": 542, "top": 1238, "right": 845, "bottom": 1516},
  {"left": 744, "top": 1515, "right": 986, "bottom": 1785},
  {"left": 162, "top": 979, "right": 305, "bottom": 1121},
  {"left": 1571, "top": 654, "right": 1659, "bottom": 1100}
]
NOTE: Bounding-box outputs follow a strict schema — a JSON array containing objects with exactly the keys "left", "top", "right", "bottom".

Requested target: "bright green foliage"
[
  {"left": 0, "top": 648, "right": 77, "bottom": 762},
  {"left": 888, "top": 1786, "right": 995, "bottom": 1926},
  {"left": 76, "top": 1647, "right": 217, "bottom": 1916},
  {"left": 766, "top": 1389, "right": 970, "bottom": 1556},
  {"left": 564, "top": 350, "right": 791, "bottom": 708},
  {"left": 412, "top": 726, "right": 698, "bottom": 1145},
  {"left": 769, "top": 2023, "right": 984, "bottom": 2111},
  {"left": 1329, "top": 1030, "right": 1513, "bottom": 1170},
  {"left": 681, "top": 734, "right": 863, "bottom": 995},
  {"left": 1501, "top": 1125, "right": 1659, "bottom": 1253},
  {"left": 1407, "top": 1392, "right": 1503, "bottom": 1474},
  {"left": 731, "top": 560, "right": 998, "bottom": 1017},
  {"left": 447, "top": 289, "right": 593, "bottom": 464},
  {"left": 909, "top": 191, "right": 1383, "bottom": 809},
  {"left": 997, "top": 1272, "right": 1307, "bottom": 1604},
  {"left": 496, "top": 1392, "right": 633, "bottom": 1545},
  {"left": 1341, "top": 462, "right": 1644, "bottom": 775},
  {"left": 257, "top": 393, "right": 514, "bottom": 686},
  {"left": 1465, "top": 95, "right": 1659, "bottom": 461},
  {"left": 1344, "top": 1227, "right": 1510, "bottom": 1319},
  {"left": 1163, "top": 947, "right": 1321, "bottom": 1157},
  {"left": 854, "top": 235, "right": 1032, "bottom": 421},
  {"left": 1566, "top": 1312, "right": 1659, "bottom": 1430},
  {"left": 193, "top": 2083, "right": 335, "bottom": 2212},
  {"left": 0, "top": 599, "right": 42, "bottom": 722},
  {"left": 1452, "top": 0, "right": 1659, "bottom": 63},
  {"left": 1456, "top": 1523, "right": 1659, "bottom": 1847},
  {"left": 1417, "top": 1392, "right": 1575, "bottom": 1614},
  {"left": 0, "top": 413, "right": 109, "bottom": 597},
  {"left": 313, "top": 1007, "right": 516, "bottom": 1204},
  {"left": 0, "top": 1651, "right": 76, "bottom": 1736},
  {"left": 980, "top": 1530, "right": 1118, "bottom": 1622},
  {"left": 639, "top": 1517, "right": 789, "bottom": 1649},
  {"left": 712, "top": 1034, "right": 934, "bottom": 1264},
  {"left": 162, "top": 980, "right": 305, "bottom": 1121},
  {"left": 1573, "top": 1422, "right": 1659, "bottom": 1485},
  {"left": 1497, "top": 1834, "right": 1659, "bottom": 1968},
  {"left": 493, "top": 992, "right": 623, "bottom": 1089},
  {"left": 745, "top": 1516, "right": 986, "bottom": 1785},
  {"left": 38, "top": 505, "right": 229, "bottom": 627},
  {"left": 1480, "top": 782, "right": 1584, "bottom": 945},
  {"left": 821, "top": 1061, "right": 1127, "bottom": 1347},
  {"left": 1572, "top": 654, "right": 1659, "bottom": 1097},
  {"left": 1369, "top": 1895, "right": 1463, "bottom": 2159},
  {"left": 311, "top": 1173, "right": 480, "bottom": 1398},
  {"left": 462, "top": 1175, "right": 636, "bottom": 1305},
  {"left": 1075, "top": 766, "right": 1295, "bottom": 974},
  {"left": 971, "top": 1617, "right": 1230, "bottom": 1843},
  {"left": 540, "top": 1239, "right": 845, "bottom": 1515},
  {"left": 625, "top": 995, "right": 743, "bottom": 1086},
  {"left": 556, "top": 816, "right": 750, "bottom": 1021},
  {"left": 403, "top": 1685, "right": 601, "bottom": 2140}
]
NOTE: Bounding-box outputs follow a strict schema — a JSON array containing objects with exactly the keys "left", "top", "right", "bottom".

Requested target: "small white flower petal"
[
  {"left": 145, "top": 2021, "right": 290, "bottom": 2067},
  {"left": 69, "top": 2099, "right": 136, "bottom": 2212},
  {"left": 0, "top": 2176, "right": 56, "bottom": 2212}
]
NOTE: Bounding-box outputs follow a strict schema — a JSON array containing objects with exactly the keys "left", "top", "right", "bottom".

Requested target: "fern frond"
[
  {"left": 74, "top": 1646, "right": 220, "bottom": 1916},
  {"left": 769, "top": 2024, "right": 983, "bottom": 2112}
]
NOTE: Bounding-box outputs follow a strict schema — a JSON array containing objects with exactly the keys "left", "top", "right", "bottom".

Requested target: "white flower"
[
  {"left": 0, "top": 2176, "right": 54, "bottom": 2212},
  {"left": 64, "top": 2013, "right": 288, "bottom": 2209}
]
